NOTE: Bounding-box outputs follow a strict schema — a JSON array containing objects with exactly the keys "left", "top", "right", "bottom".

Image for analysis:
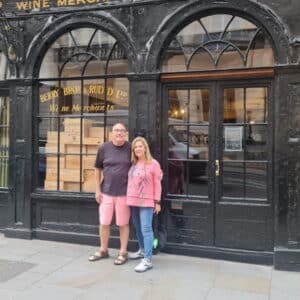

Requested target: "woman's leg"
[
  {"left": 131, "top": 206, "right": 144, "bottom": 251},
  {"left": 139, "top": 207, "right": 154, "bottom": 261}
]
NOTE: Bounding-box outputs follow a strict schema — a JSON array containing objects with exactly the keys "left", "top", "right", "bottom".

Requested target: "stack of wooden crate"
[{"left": 44, "top": 119, "right": 103, "bottom": 192}]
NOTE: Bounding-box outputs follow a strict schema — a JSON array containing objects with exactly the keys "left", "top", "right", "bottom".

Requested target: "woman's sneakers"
[
  {"left": 134, "top": 258, "right": 153, "bottom": 272},
  {"left": 129, "top": 249, "right": 144, "bottom": 260}
]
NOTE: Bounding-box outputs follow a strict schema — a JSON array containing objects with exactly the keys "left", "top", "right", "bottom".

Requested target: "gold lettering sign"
[
  {"left": 1, "top": 0, "right": 147, "bottom": 12},
  {"left": 40, "top": 84, "right": 128, "bottom": 102}
]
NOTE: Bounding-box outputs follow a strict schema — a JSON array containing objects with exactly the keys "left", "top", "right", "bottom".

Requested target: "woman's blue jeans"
[{"left": 131, "top": 206, "right": 154, "bottom": 261}]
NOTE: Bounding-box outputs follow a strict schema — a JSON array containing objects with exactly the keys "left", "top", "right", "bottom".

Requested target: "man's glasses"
[{"left": 113, "top": 129, "right": 126, "bottom": 133}]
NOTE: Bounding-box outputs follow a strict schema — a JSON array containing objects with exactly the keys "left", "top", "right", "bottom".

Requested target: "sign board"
[
  {"left": 224, "top": 126, "right": 243, "bottom": 152},
  {"left": 0, "top": 0, "right": 152, "bottom": 13}
]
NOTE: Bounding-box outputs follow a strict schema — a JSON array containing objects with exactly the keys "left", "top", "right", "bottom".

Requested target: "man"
[{"left": 88, "top": 123, "right": 131, "bottom": 265}]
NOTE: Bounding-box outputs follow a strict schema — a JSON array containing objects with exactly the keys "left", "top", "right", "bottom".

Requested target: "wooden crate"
[
  {"left": 83, "top": 181, "right": 95, "bottom": 192},
  {"left": 64, "top": 144, "right": 86, "bottom": 154},
  {"left": 45, "top": 143, "right": 58, "bottom": 153},
  {"left": 65, "top": 156, "right": 81, "bottom": 169},
  {"left": 89, "top": 127, "right": 104, "bottom": 138},
  {"left": 83, "top": 156, "right": 96, "bottom": 169},
  {"left": 45, "top": 168, "right": 58, "bottom": 181},
  {"left": 60, "top": 168, "right": 81, "bottom": 182},
  {"left": 86, "top": 145, "right": 98, "bottom": 154},
  {"left": 64, "top": 119, "right": 93, "bottom": 137},
  {"left": 44, "top": 180, "right": 59, "bottom": 190},
  {"left": 83, "top": 169, "right": 94, "bottom": 182},
  {"left": 62, "top": 182, "right": 81, "bottom": 191},
  {"left": 46, "top": 156, "right": 65, "bottom": 169},
  {"left": 84, "top": 137, "right": 102, "bottom": 145}
]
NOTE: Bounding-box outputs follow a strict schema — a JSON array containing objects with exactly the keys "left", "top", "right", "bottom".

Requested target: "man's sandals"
[
  {"left": 114, "top": 252, "right": 128, "bottom": 265},
  {"left": 88, "top": 250, "right": 109, "bottom": 262}
]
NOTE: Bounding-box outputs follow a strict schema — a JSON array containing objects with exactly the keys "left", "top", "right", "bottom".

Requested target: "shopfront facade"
[{"left": 0, "top": 0, "right": 300, "bottom": 270}]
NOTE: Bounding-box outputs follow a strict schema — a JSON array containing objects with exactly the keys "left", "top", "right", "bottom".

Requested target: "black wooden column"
[
  {"left": 5, "top": 80, "right": 33, "bottom": 239},
  {"left": 128, "top": 74, "right": 162, "bottom": 160},
  {"left": 274, "top": 66, "right": 300, "bottom": 270}
]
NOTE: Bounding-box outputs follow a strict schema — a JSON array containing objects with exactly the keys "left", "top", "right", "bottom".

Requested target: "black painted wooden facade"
[{"left": 0, "top": 0, "right": 299, "bottom": 271}]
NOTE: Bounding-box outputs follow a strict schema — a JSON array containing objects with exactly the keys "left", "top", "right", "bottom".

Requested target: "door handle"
[{"left": 215, "top": 159, "right": 220, "bottom": 176}]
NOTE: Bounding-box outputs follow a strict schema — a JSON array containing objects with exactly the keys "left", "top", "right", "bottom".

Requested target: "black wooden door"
[
  {"left": 215, "top": 82, "right": 273, "bottom": 251},
  {"left": 163, "top": 81, "right": 273, "bottom": 251}
]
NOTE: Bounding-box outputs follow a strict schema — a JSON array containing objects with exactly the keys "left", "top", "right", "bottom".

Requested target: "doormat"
[{"left": 0, "top": 259, "right": 36, "bottom": 282}]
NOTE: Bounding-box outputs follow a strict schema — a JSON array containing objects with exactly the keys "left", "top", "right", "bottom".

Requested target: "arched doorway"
[{"left": 160, "top": 13, "right": 275, "bottom": 253}]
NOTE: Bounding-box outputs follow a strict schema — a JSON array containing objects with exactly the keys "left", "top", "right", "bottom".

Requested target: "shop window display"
[{"left": 37, "top": 27, "right": 129, "bottom": 192}]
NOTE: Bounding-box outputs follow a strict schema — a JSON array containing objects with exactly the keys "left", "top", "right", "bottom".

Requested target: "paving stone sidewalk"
[{"left": 0, "top": 234, "right": 299, "bottom": 300}]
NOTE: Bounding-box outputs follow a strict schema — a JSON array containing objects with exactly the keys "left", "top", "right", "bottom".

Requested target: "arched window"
[
  {"left": 162, "top": 14, "right": 274, "bottom": 72},
  {"left": 37, "top": 27, "right": 129, "bottom": 192}
]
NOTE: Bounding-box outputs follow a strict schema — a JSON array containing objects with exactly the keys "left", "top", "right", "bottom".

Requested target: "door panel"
[
  {"left": 215, "top": 85, "right": 273, "bottom": 251},
  {"left": 165, "top": 87, "right": 214, "bottom": 246},
  {"left": 164, "top": 82, "right": 273, "bottom": 251}
]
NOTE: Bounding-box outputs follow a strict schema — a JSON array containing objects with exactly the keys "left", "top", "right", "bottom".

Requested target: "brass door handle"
[{"left": 215, "top": 159, "right": 220, "bottom": 176}]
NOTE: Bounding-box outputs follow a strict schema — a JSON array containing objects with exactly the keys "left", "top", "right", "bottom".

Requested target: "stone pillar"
[
  {"left": 128, "top": 74, "right": 162, "bottom": 160},
  {"left": 274, "top": 66, "right": 300, "bottom": 270},
  {"left": 5, "top": 80, "right": 32, "bottom": 239}
]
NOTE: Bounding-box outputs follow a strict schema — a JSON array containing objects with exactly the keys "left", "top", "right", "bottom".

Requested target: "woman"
[{"left": 127, "top": 137, "right": 162, "bottom": 272}]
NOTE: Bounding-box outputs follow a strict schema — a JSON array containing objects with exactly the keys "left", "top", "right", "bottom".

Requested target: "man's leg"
[
  {"left": 100, "top": 224, "right": 110, "bottom": 252},
  {"left": 119, "top": 224, "right": 130, "bottom": 254},
  {"left": 115, "top": 196, "right": 130, "bottom": 254}
]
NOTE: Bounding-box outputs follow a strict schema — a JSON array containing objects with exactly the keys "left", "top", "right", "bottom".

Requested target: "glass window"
[
  {"left": 37, "top": 27, "right": 129, "bottom": 192},
  {"left": 162, "top": 14, "right": 274, "bottom": 72},
  {"left": 167, "top": 89, "right": 210, "bottom": 197},
  {"left": 222, "top": 87, "right": 268, "bottom": 200},
  {"left": 0, "top": 97, "right": 9, "bottom": 188}
]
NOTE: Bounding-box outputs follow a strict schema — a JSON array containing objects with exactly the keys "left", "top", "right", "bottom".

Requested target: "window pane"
[
  {"left": 0, "top": 53, "right": 10, "bottom": 80},
  {"left": 0, "top": 97, "right": 9, "bottom": 187},
  {"left": 167, "top": 159, "right": 186, "bottom": 195},
  {"left": 188, "top": 161, "right": 208, "bottom": 196},
  {"left": 189, "top": 126, "right": 209, "bottom": 160},
  {"left": 246, "top": 87, "right": 268, "bottom": 123},
  {"left": 245, "top": 163, "right": 267, "bottom": 199},
  {"left": 245, "top": 125, "right": 268, "bottom": 160},
  {"left": 189, "top": 89, "right": 210, "bottom": 123},
  {"left": 224, "top": 88, "right": 244, "bottom": 123},
  {"left": 222, "top": 162, "right": 244, "bottom": 198},
  {"left": 39, "top": 28, "right": 123, "bottom": 78},
  {"left": 39, "top": 81, "right": 60, "bottom": 116},
  {"left": 168, "top": 89, "right": 188, "bottom": 121}
]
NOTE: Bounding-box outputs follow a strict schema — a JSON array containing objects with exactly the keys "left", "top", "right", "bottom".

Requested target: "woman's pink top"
[{"left": 126, "top": 159, "right": 162, "bottom": 208}]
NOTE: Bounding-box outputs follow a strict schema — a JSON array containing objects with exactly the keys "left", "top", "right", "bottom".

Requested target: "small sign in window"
[{"left": 224, "top": 126, "right": 243, "bottom": 152}]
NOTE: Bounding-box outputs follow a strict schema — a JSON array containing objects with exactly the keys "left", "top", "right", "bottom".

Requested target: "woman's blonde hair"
[{"left": 131, "top": 137, "right": 153, "bottom": 164}]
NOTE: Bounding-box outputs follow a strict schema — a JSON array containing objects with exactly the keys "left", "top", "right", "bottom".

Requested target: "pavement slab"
[{"left": 0, "top": 235, "right": 299, "bottom": 300}]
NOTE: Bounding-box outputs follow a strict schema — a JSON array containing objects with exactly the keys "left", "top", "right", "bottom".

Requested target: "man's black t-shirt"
[{"left": 94, "top": 141, "right": 131, "bottom": 196}]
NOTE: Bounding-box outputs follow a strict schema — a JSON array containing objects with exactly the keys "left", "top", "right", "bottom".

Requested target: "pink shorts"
[{"left": 99, "top": 194, "right": 130, "bottom": 226}]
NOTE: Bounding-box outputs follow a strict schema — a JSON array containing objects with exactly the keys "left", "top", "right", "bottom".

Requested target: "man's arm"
[{"left": 95, "top": 167, "right": 103, "bottom": 204}]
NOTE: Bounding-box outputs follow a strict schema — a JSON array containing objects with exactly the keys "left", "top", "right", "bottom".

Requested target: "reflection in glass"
[
  {"left": 245, "top": 163, "right": 267, "bottom": 199},
  {"left": 0, "top": 97, "right": 9, "bottom": 187},
  {"left": 168, "top": 89, "right": 188, "bottom": 121},
  {"left": 167, "top": 88, "right": 210, "bottom": 198},
  {"left": 222, "top": 162, "right": 244, "bottom": 198},
  {"left": 167, "top": 159, "right": 185, "bottom": 195},
  {"left": 189, "top": 89, "right": 210, "bottom": 123},
  {"left": 246, "top": 87, "right": 268, "bottom": 123},
  {"left": 223, "top": 88, "right": 244, "bottom": 123},
  {"left": 222, "top": 162, "right": 267, "bottom": 200},
  {"left": 188, "top": 161, "right": 208, "bottom": 196},
  {"left": 245, "top": 125, "right": 267, "bottom": 160}
]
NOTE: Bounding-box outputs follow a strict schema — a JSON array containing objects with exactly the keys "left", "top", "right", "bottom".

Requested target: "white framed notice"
[{"left": 224, "top": 126, "right": 243, "bottom": 151}]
